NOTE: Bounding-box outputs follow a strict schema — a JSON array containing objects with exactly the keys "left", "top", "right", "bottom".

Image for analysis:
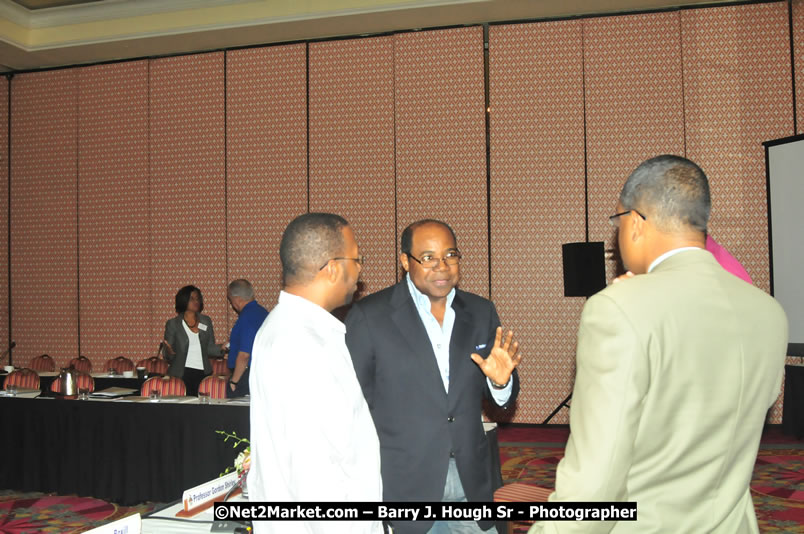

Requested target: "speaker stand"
[{"left": 542, "top": 392, "right": 572, "bottom": 424}]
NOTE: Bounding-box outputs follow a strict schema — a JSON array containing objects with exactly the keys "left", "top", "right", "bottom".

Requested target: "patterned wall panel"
[
  {"left": 10, "top": 70, "right": 79, "bottom": 369},
  {"left": 227, "top": 45, "right": 308, "bottom": 312},
  {"left": 488, "top": 21, "right": 586, "bottom": 424},
  {"left": 309, "top": 37, "right": 396, "bottom": 298},
  {"left": 149, "top": 53, "right": 228, "bottom": 340},
  {"left": 795, "top": 0, "right": 804, "bottom": 134},
  {"left": 394, "top": 26, "right": 489, "bottom": 297},
  {"left": 682, "top": 2, "right": 793, "bottom": 423},
  {"left": 78, "top": 61, "right": 152, "bottom": 365},
  {"left": 683, "top": 3, "right": 792, "bottom": 292},
  {"left": 0, "top": 77, "right": 8, "bottom": 359},
  {"left": 585, "top": 12, "right": 686, "bottom": 281}
]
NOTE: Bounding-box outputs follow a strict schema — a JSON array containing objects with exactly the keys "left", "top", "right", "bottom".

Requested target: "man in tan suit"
[{"left": 530, "top": 155, "right": 788, "bottom": 534}]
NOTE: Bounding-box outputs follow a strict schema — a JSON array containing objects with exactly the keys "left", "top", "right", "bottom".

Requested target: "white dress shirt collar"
[
  {"left": 277, "top": 290, "right": 345, "bottom": 333},
  {"left": 648, "top": 247, "right": 702, "bottom": 273}
]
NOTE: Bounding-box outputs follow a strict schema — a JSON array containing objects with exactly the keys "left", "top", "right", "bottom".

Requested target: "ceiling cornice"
[
  {"left": 0, "top": 0, "right": 737, "bottom": 72},
  {"left": 2, "top": 0, "right": 266, "bottom": 28},
  {"left": 1, "top": 0, "right": 487, "bottom": 30}
]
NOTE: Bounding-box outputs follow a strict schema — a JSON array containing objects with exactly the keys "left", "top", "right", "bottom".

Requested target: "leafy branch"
[{"left": 216, "top": 430, "right": 250, "bottom": 476}]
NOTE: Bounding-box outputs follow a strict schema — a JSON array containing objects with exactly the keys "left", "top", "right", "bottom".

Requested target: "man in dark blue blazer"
[{"left": 346, "top": 219, "right": 522, "bottom": 534}]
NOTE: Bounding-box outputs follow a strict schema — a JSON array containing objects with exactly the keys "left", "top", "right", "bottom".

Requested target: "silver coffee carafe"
[{"left": 58, "top": 367, "right": 78, "bottom": 396}]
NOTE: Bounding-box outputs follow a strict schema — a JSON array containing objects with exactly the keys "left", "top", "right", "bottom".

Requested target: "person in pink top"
[
  {"left": 705, "top": 234, "right": 753, "bottom": 284},
  {"left": 614, "top": 234, "right": 752, "bottom": 286}
]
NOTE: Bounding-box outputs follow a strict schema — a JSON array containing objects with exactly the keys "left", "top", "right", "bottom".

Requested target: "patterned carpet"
[
  {"left": 0, "top": 426, "right": 800, "bottom": 532},
  {"left": 497, "top": 426, "right": 804, "bottom": 533},
  {"left": 0, "top": 491, "right": 159, "bottom": 533}
]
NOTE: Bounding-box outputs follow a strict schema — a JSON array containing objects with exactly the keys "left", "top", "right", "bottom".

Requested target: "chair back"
[
  {"left": 141, "top": 375, "right": 186, "bottom": 397},
  {"left": 29, "top": 354, "right": 56, "bottom": 372},
  {"left": 136, "top": 357, "right": 169, "bottom": 375},
  {"left": 210, "top": 358, "right": 230, "bottom": 377},
  {"left": 105, "top": 356, "right": 135, "bottom": 373},
  {"left": 69, "top": 356, "right": 93, "bottom": 373},
  {"left": 198, "top": 375, "right": 228, "bottom": 399},
  {"left": 50, "top": 371, "right": 95, "bottom": 394},
  {"left": 3, "top": 368, "right": 40, "bottom": 390}
]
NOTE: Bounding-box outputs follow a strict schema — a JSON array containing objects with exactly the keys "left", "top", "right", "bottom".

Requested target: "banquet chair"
[
  {"left": 69, "top": 355, "right": 93, "bottom": 373},
  {"left": 210, "top": 358, "right": 230, "bottom": 377},
  {"left": 198, "top": 375, "right": 228, "bottom": 399},
  {"left": 29, "top": 354, "right": 56, "bottom": 372},
  {"left": 136, "top": 357, "right": 169, "bottom": 375},
  {"left": 3, "top": 368, "right": 40, "bottom": 391},
  {"left": 141, "top": 375, "right": 186, "bottom": 397},
  {"left": 50, "top": 371, "right": 95, "bottom": 394},
  {"left": 493, "top": 482, "right": 553, "bottom": 534},
  {"left": 105, "top": 356, "right": 135, "bottom": 373}
]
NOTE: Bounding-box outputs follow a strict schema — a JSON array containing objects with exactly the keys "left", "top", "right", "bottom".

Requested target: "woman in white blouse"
[{"left": 162, "top": 285, "right": 224, "bottom": 396}]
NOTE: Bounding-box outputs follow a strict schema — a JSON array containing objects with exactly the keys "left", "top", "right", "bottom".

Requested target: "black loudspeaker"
[{"left": 562, "top": 242, "right": 606, "bottom": 297}]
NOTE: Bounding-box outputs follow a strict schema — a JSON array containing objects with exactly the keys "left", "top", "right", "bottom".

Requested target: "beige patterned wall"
[
  {"left": 10, "top": 70, "right": 79, "bottom": 369},
  {"left": 1, "top": 2, "right": 798, "bottom": 423},
  {"left": 149, "top": 53, "right": 228, "bottom": 338},
  {"left": 682, "top": 2, "right": 794, "bottom": 423},
  {"left": 395, "top": 26, "right": 490, "bottom": 297},
  {"left": 77, "top": 61, "right": 152, "bottom": 363},
  {"left": 309, "top": 37, "right": 397, "bottom": 297},
  {"left": 585, "top": 12, "right": 685, "bottom": 280},
  {"left": 683, "top": 3, "right": 792, "bottom": 293},
  {"left": 0, "top": 77, "right": 8, "bottom": 361},
  {"left": 795, "top": 0, "right": 804, "bottom": 134},
  {"left": 227, "top": 44, "right": 308, "bottom": 311},
  {"left": 488, "top": 20, "right": 586, "bottom": 424}
]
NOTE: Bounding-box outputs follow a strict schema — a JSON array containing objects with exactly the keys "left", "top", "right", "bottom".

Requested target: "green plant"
[{"left": 216, "top": 430, "right": 250, "bottom": 476}]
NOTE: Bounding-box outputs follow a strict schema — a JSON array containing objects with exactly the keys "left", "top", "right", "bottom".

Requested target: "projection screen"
[{"left": 764, "top": 133, "right": 804, "bottom": 356}]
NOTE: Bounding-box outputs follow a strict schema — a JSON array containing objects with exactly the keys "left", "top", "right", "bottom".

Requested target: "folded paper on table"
[
  {"left": 90, "top": 387, "right": 138, "bottom": 398},
  {"left": 0, "top": 388, "right": 41, "bottom": 398}
]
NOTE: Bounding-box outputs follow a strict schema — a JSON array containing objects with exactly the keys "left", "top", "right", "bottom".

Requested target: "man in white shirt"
[
  {"left": 249, "top": 213, "right": 383, "bottom": 534},
  {"left": 530, "top": 155, "right": 788, "bottom": 533}
]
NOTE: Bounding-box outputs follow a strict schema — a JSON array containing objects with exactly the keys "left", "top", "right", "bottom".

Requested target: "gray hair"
[
  {"left": 228, "top": 279, "right": 254, "bottom": 300},
  {"left": 620, "top": 155, "right": 710, "bottom": 233}
]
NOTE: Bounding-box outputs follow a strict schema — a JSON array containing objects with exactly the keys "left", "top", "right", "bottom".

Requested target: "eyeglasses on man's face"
[
  {"left": 319, "top": 255, "right": 365, "bottom": 270},
  {"left": 608, "top": 209, "right": 647, "bottom": 228},
  {"left": 407, "top": 250, "right": 462, "bottom": 269}
]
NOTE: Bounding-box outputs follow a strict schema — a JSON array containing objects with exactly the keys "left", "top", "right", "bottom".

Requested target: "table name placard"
[
  {"left": 83, "top": 512, "right": 141, "bottom": 534},
  {"left": 214, "top": 502, "right": 637, "bottom": 522},
  {"left": 182, "top": 471, "right": 239, "bottom": 512}
]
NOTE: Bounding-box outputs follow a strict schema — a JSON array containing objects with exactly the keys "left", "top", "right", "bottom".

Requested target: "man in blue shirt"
[{"left": 226, "top": 279, "right": 269, "bottom": 397}]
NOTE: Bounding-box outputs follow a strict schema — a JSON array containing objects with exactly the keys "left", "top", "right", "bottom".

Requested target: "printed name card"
[
  {"left": 182, "top": 471, "right": 240, "bottom": 513},
  {"left": 83, "top": 513, "right": 141, "bottom": 534}
]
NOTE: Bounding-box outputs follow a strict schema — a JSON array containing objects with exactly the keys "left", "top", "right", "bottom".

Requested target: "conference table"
[
  {"left": 0, "top": 368, "right": 149, "bottom": 395},
  {"left": 0, "top": 395, "right": 250, "bottom": 506},
  {"left": 1, "top": 369, "right": 505, "bottom": 513},
  {"left": 37, "top": 371, "right": 145, "bottom": 393}
]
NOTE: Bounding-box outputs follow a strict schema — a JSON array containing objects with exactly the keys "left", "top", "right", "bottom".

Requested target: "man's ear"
[
  {"left": 400, "top": 253, "right": 410, "bottom": 273},
  {"left": 325, "top": 260, "right": 341, "bottom": 284},
  {"left": 630, "top": 211, "right": 647, "bottom": 242},
  {"left": 315, "top": 260, "right": 337, "bottom": 285}
]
